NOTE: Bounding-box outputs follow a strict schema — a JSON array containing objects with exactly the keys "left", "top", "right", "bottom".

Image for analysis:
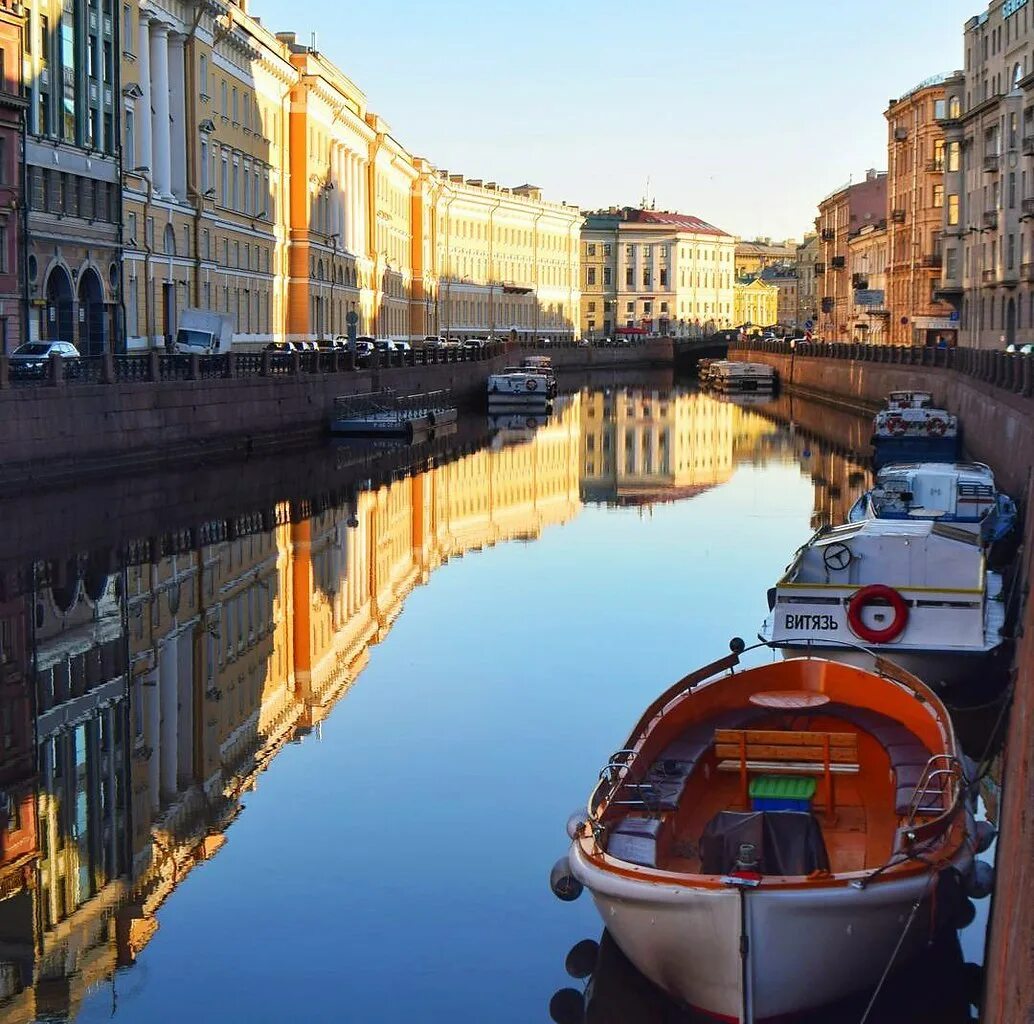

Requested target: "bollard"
[
  {"left": 100, "top": 352, "right": 115, "bottom": 384},
  {"left": 1023, "top": 354, "right": 1034, "bottom": 397},
  {"left": 260, "top": 350, "right": 272, "bottom": 376},
  {"left": 148, "top": 349, "right": 161, "bottom": 382},
  {"left": 225, "top": 351, "right": 237, "bottom": 378},
  {"left": 189, "top": 354, "right": 200, "bottom": 380},
  {"left": 0, "top": 355, "right": 7, "bottom": 389},
  {"left": 290, "top": 351, "right": 301, "bottom": 376}
]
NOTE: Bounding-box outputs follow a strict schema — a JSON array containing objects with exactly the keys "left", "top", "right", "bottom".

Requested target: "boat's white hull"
[
  {"left": 772, "top": 641, "right": 1002, "bottom": 690},
  {"left": 570, "top": 845, "right": 971, "bottom": 1021}
]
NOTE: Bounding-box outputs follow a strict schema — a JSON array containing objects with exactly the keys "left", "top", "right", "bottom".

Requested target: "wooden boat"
[
  {"left": 848, "top": 460, "right": 1018, "bottom": 547},
  {"left": 765, "top": 519, "right": 1006, "bottom": 690},
  {"left": 871, "top": 392, "right": 959, "bottom": 469},
  {"left": 563, "top": 652, "right": 977, "bottom": 1023}
]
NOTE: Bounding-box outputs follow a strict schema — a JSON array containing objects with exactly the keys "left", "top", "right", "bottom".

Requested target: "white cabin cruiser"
[
  {"left": 765, "top": 519, "right": 1006, "bottom": 690},
  {"left": 871, "top": 392, "right": 960, "bottom": 469},
  {"left": 848, "top": 461, "right": 1018, "bottom": 546},
  {"left": 487, "top": 367, "right": 555, "bottom": 406}
]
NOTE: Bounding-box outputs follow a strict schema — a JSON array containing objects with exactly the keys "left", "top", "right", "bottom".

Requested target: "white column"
[
  {"left": 168, "top": 33, "right": 187, "bottom": 201},
  {"left": 159, "top": 634, "right": 178, "bottom": 799},
  {"left": 339, "top": 148, "right": 349, "bottom": 248},
  {"left": 149, "top": 23, "right": 172, "bottom": 196},
  {"left": 356, "top": 158, "right": 366, "bottom": 258},
  {"left": 345, "top": 154, "right": 355, "bottom": 254},
  {"left": 335, "top": 146, "right": 345, "bottom": 244},
  {"left": 136, "top": 14, "right": 153, "bottom": 176},
  {"left": 145, "top": 667, "right": 160, "bottom": 812}
]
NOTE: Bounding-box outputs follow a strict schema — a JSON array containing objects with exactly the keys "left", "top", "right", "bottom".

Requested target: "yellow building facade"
[
  {"left": 734, "top": 278, "right": 779, "bottom": 328},
  {"left": 120, "top": 6, "right": 579, "bottom": 348}
]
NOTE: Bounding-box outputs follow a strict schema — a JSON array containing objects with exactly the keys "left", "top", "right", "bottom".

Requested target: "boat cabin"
[
  {"left": 863, "top": 462, "right": 998, "bottom": 525},
  {"left": 885, "top": 391, "right": 933, "bottom": 410}
]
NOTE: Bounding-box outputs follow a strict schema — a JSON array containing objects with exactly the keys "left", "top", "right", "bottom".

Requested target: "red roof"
[{"left": 622, "top": 208, "right": 729, "bottom": 236}]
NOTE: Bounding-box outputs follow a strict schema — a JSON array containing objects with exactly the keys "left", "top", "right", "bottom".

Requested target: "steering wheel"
[{"left": 822, "top": 543, "right": 853, "bottom": 572}]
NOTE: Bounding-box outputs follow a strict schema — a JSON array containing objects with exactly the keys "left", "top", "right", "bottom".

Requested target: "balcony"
[
  {"left": 983, "top": 153, "right": 1000, "bottom": 172},
  {"left": 1023, "top": 197, "right": 1034, "bottom": 217},
  {"left": 891, "top": 209, "right": 906, "bottom": 223},
  {"left": 1024, "top": 136, "right": 1034, "bottom": 157},
  {"left": 983, "top": 210, "right": 999, "bottom": 230},
  {"left": 814, "top": 262, "right": 826, "bottom": 276},
  {"left": 925, "top": 159, "right": 944, "bottom": 172},
  {"left": 830, "top": 256, "right": 846, "bottom": 270},
  {"left": 921, "top": 253, "right": 943, "bottom": 269},
  {"left": 820, "top": 228, "right": 835, "bottom": 241}
]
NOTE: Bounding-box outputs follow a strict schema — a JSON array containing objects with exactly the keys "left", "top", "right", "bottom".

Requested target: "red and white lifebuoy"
[
  {"left": 847, "top": 584, "right": 909, "bottom": 644},
  {"left": 525, "top": 378, "right": 538, "bottom": 391},
  {"left": 927, "top": 417, "right": 947, "bottom": 437},
  {"left": 885, "top": 415, "right": 908, "bottom": 437}
]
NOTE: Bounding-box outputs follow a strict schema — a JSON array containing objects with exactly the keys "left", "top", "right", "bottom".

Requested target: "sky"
[{"left": 250, "top": 0, "right": 979, "bottom": 241}]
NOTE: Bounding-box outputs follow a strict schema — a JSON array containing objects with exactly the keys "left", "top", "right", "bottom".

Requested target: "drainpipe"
[{"left": 19, "top": 12, "right": 29, "bottom": 350}]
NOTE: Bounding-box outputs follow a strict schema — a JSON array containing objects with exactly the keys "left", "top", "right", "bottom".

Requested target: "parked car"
[{"left": 9, "top": 341, "right": 80, "bottom": 380}]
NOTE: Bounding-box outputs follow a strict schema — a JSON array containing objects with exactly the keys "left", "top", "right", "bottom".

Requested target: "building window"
[
  {"left": 124, "top": 109, "right": 134, "bottom": 166},
  {"left": 644, "top": 301, "right": 652, "bottom": 315},
  {"left": 231, "top": 87, "right": 238, "bottom": 123},
  {"left": 586, "top": 267, "right": 596, "bottom": 286},
  {"left": 122, "top": 4, "right": 133, "bottom": 54},
  {"left": 933, "top": 183, "right": 944, "bottom": 208},
  {"left": 625, "top": 301, "right": 634, "bottom": 313},
  {"left": 934, "top": 98, "right": 946, "bottom": 120},
  {"left": 199, "top": 54, "right": 208, "bottom": 96},
  {"left": 602, "top": 243, "right": 611, "bottom": 256},
  {"left": 947, "top": 142, "right": 960, "bottom": 172},
  {"left": 586, "top": 243, "right": 596, "bottom": 256},
  {"left": 603, "top": 267, "right": 612, "bottom": 286},
  {"left": 642, "top": 269, "right": 650, "bottom": 286},
  {"left": 947, "top": 194, "right": 960, "bottom": 226},
  {"left": 587, "top": 301, "right": 596, "bottom": 313},
  {"left": 625, "top": 267, "right": 633, "bottom": 287},
  {"left": 221, "top": 81, "right": 227, "bottom": 116},
  {"left": 660, "top": 268, "right": 668, "bottom": 287}
]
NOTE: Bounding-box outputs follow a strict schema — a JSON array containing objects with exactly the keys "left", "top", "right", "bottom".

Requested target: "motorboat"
[
  {"left": 702, "top": 360, "right": 777, "bottom": 392},
  {"left": 871, "top": 392, "right": 959, "bottom": 469},
  {"left": 765, "top": 519, "right": 1006, "bottom": 690},
  {"left": 487, "top": 367, "right": 554, "bottom": 406},
  {"left": 560, "top": 650, "right": 980, "bottom": 1022},
  {"left": 848, "top": 461, "right": 1018, "bottom": 546}
]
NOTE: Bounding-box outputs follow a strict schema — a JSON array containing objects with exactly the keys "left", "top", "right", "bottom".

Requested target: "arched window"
[{"left": 163, "top": 224, "right": 176, "bottom": 256}]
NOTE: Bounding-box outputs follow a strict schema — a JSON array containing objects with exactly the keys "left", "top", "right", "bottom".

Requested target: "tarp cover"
[{"left": 699, "top": 811, "right": 830, "bottom": 876}]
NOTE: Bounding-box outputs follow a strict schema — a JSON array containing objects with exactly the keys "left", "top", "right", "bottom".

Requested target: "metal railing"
[{"left": 734, "top": 336, "right": 1034, "bottom": 399}]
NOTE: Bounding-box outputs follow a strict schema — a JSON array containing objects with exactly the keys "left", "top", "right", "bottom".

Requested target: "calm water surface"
[{"left": 0, "top": 385, "right": 987, "bottom": 1023}]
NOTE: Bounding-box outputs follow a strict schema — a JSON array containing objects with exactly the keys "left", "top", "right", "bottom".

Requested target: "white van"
[{"left": 174, "top": 309, "right": 235, "bottom": 355}]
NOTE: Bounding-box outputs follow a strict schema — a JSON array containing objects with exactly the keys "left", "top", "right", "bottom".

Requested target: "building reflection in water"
[{"left": 0, "top": 387, "right": 873, "bottom": 1019}]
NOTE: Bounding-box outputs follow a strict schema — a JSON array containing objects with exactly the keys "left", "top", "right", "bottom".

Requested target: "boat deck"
[{"left": 605, "top": 704, "right": 939, "bottom": 876}]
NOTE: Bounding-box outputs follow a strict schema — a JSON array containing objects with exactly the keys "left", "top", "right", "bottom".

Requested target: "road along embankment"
[
  {"left": 0, "top": 340, "right": 672, "bottom": 489},
  {"left": 731, "top": 344, "right": 1033, "bottom": 1023}
]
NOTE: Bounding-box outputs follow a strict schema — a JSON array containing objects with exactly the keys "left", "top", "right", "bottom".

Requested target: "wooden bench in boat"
[{"left": 715, "top": 729, "right": 860, "bottom": 815}]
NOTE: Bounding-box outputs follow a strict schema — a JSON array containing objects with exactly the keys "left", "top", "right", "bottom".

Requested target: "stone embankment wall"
[
  {"left": 731, "top": 345, "right": 1033, "bottom": 1023},
  {"left": 0, "top": 340, "right": 671, "bottom": 488}
]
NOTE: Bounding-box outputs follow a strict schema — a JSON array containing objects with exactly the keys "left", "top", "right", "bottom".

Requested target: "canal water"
[{"left": 0, "top": 382, "right": 989, "bottom": 1022}]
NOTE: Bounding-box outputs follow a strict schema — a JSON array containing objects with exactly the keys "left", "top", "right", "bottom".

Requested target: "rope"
[{"left": 857, "top": 891, "right": 926, "bottom": 1024}]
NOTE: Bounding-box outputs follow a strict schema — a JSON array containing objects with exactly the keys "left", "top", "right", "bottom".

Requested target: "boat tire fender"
[
  {"left": 964, "top": 858, "right": 994, "bottom": 899},
  {"left": 847, "top": 584, "right": 909, "bottom": 644},
  {"left": 550, "top": 855, "right": 584, "bottom": 902}
]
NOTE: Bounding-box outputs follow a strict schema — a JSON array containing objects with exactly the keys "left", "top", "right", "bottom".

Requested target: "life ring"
[
  {"left": 885, "top": 415, "right": 908, "bottom": 437},
  {"left": 847, "top": 584, "right": 909, "bottom": 644},
  {"left": 525, "top": 378, "right": 538, "bottom": 391},
  {"left": 927, "top": 417, "right": 947, "bottom": 436}
]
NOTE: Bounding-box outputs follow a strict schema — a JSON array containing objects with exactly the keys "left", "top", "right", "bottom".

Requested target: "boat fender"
[
  {"left": 847, "top": 584, "right": 909, "bottom": 644},
  {"left": 927, "top": 417, "right": 948, "bottom": 437},
  {"left": 548, "top": 988, "right": 586, "bottom": 1024},
  {"left": 974, "top": 820, "right": 997, "bottom": 855},
  {"left": 550, "top": 855, "right": 584, "bottom": 902},
  {"left": 564, "top": 938, "right": 600, "bottom": 979},
  {"left": 964, "top": 859, "right": 994, "bottom": 900},
  {"left": 566, "top": 811, "right": 588, "bottom": 840},
  {"left": 954, "top": 897, "right": 977, "bottom": 930}
]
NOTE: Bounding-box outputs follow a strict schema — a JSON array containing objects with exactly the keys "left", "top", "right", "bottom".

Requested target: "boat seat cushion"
[
  {"left": 607, "top": 815, "right": 664, "bottom": 867},
  {"left": 630, "top": 710, "right": 771, "bottom": 811}
]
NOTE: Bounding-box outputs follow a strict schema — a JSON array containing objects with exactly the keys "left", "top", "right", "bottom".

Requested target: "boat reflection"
[
  {"left": 560, "top": 929, "right": 978, "bottom": 1023},
  {"left": 0, "top": 385, "right": 993, "bottom": 1021}
]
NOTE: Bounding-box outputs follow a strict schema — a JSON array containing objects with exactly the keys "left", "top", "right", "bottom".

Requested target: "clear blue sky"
[{"left": 251, "top": 0, "right": 979, "bottom": 240}]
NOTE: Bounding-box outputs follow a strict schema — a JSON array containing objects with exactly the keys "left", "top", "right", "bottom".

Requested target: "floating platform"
[{"left": 330, "top": 389, "right": 455, "bottom": 440}]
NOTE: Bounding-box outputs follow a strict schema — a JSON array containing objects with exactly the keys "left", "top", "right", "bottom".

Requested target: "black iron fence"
[{"left": 735, "top": 338, "right": 1034, "bottom": 400}]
